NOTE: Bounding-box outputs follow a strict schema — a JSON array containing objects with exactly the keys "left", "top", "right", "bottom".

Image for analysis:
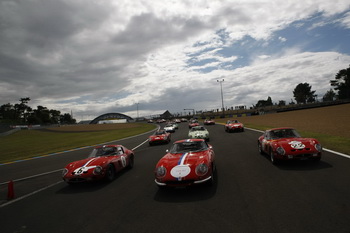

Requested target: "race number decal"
[
  {"left": 121, "top": 156, "right": 127, "bottom": 167},
  {"left": 288, "top": 141, "right": 305, "bottom": 149},
  {"left": 73, "top": 166, "right": 92, "bottom": 175},
  {"left": 170, "top": 165, "right": 191, "bottom": 178}
]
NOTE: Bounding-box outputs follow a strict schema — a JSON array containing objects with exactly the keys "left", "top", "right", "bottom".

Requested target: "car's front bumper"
[{"left": 155, "top": 176, "right": 212, "bottom": 187}]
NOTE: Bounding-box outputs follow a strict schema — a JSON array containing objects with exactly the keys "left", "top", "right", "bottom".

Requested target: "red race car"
[
  {"left": 204, "top": 119, "right": 215, "bottom": 125},
  {"left": 188, "top": 119, "right": 200, "bottom": 128},
  {"left": 149, "top": 129, "right": 171, "bottom": 146},
  {"left": 258, "top": 127, "right": 322, "bottom": 164},
  {"left": 154, "top": 139, "right": 216, "bottom": 188},
  {"left": 62, "top": 145, "right": 134, "bottom": 184},
  {"left": 224, "top": 119, "right": 244, "bottom": 132}
]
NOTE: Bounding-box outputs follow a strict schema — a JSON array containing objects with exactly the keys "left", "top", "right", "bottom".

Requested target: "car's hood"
[
  {"left": 66, "top": 156, "right": 111, "bottom": 170},
  {"left": 157, "top": 151, "right": 209, "bottom": 168}
]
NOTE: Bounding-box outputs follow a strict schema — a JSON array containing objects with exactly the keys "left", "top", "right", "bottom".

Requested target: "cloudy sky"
[{"left": 1, "top": 0, "right": 350, "bottom": 121}]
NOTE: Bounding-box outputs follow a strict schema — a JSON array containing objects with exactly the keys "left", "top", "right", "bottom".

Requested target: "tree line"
[
  {"left": 254, "top": 64, "right": 350, "bottom": 108},
  {"left": 0, "top": 97, "right": 76, "bottom": 125}
]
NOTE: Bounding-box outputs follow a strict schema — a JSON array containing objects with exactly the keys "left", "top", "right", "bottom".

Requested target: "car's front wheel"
[
  {"left": 105, "top": 164, "right": 116, "bottom": 181},
  {"left": 270, "top": 149, "right": 279, "bottom": 165},
  {"left": 128, "top": 155, "right": 134, "bottom": 169},
  {"left": 206, "top": 163, "right": 217, "bottom": 187},
  {"left": 258, "top": 142, "right": 264, "bottom": 155}
]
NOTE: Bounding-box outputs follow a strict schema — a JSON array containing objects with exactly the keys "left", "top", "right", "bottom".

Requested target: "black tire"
[
  {"left": 207, "top": 163, "right": 216, "bottom": 187},
  {"left": 105, "top": 164, "right": 116, "bottom": 181},
  {"left": 128, "top": 155, "right": 134, "bottom": 169},
  {"left": 270, "top": 149, "right": 279, "bottom": 165},
  {"left": 258, "top": 142, "right": 264, "bottom": 155}
]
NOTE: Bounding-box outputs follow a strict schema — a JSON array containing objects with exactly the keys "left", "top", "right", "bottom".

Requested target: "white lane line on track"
[
  {"left": 0, "top": 181, "right": 63, "bottom": 208},
  {"left": 0, "top": 128, "right": 159, "bottom": 207},
  {"left": 0, "top": 169, "right": 63, "bottom": 186}
]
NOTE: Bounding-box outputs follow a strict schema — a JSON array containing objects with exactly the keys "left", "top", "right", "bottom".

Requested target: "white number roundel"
[
  {"left": 289, "top": 141, "right": 305, "bottom": 149},
  {"left": 121, "top": 156, "right": 127, "bottom": 167}
]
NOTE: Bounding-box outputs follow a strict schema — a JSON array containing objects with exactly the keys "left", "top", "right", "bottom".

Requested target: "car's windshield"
[
  {"left": 269, "top": 129, "right": 301, "bottom": 139},
  {"left": 228, "top": 120, "right": 238, "bottom": 124},
  {"left": 170, "top": 141, "right": 208, "bottom": 153},
  {"left": 155, "top": 131, "right": 165, "bottom": 135},
  {"left": 88, "top": 146, "right": 119, "bottom": 157},
  {"left": 191, "top": 127, "right": 205, "bottom": 131}
]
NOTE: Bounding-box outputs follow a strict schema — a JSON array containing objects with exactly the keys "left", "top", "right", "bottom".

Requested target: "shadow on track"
[
  {"left": 56, "top": 169, "right": 128, "bottom": 194},
  {"left": 260, "top": 153, "right": 333, "bottom": 170},
  {"left": 275, "top": 160, "right": 333, "bottom": 171}
]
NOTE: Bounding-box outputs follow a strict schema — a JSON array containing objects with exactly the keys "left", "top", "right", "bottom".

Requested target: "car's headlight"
[
  {"left": 62, "top": 168, "right": 68, "bottom": 177},
  {"left": 93, "top": 166, "right": 103, "bottom": 175},
  {"left": 156, "top": 166, "right": 167, "bottom": 178},
  {"left": 276, "top": 147, "right": 285, "bottom": 155},
  {"left": 315, "top": 144, "right": 322, "bottom": 152},
  {"left": 195, "top": 163, "right": 208, "bottom": 176}
]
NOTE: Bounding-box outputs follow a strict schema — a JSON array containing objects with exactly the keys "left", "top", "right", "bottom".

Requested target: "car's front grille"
[
  {"left": 293, "top": 154, "right": 313, "bottom": 158},
  {"left": 291, "top": 148, "right": 311, "bottom": 152}
]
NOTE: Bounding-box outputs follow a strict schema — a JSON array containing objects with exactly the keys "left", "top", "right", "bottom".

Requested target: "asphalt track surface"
[{"left": 0, "top": 123, "right": 350, "bottom": 233}]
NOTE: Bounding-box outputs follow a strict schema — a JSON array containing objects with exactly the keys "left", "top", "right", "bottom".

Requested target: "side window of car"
[{"left": 117, "top": 147, "right": 124, "bottom": 155}]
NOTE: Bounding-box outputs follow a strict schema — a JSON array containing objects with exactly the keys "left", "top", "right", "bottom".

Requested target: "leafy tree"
[
  {"left": 330, "top": 65, "right": 350, "bottom": 99},
  {"left": 255, "top": 96, "right": 273, "bottom": 108},
  {"left": 33, "top": 106, "right": 51, "bottom": 124},
  {"left": 293, "top": 83, "right": 316, "bottom": 104},
  {"left": 49, "top": 110, "right": 61, "bottom": 124},
  {"left": 0, "top": 103, "right": 15, "bottom": 122},
  {"left": 322, "top": 89, "right": 336, "bottom": 102},
  {"left": 278, "top": 100, "right": 286, "bottom": 106},
  {"left": 1, "top": 97, "right": 77, "bottom": 124},
  {"left": 60, "top": 113, "right": 76, "bottom": 124}
]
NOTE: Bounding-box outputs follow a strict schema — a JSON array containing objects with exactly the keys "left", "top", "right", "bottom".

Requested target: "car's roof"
[{"left": 94, "top": 145, "right": 122, "bottom": 149}]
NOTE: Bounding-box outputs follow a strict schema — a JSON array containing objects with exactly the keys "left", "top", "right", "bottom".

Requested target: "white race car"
[
  {"left": 164, "top": 124, "right": 176, "bottom": 133},
  {"left": 188, "top": 126, "right": 210, "bottom": 141}
]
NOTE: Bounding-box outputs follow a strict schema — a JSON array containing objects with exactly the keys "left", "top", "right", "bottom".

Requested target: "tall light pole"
[{"left": 217, "top": 79, "right": 225, "bottom": 116}]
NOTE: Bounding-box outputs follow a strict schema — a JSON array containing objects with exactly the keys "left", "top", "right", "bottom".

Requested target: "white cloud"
[
  {"left": 0, "top": 0, "right": 349, "bottom": 120},
  {"left": 278, "top": 36, "right": 287, "bottom": 42}
]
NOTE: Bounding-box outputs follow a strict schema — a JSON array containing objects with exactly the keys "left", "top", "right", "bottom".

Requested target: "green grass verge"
[{"left": 0, "top": 123, "right": 156, "bottom": 164}]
